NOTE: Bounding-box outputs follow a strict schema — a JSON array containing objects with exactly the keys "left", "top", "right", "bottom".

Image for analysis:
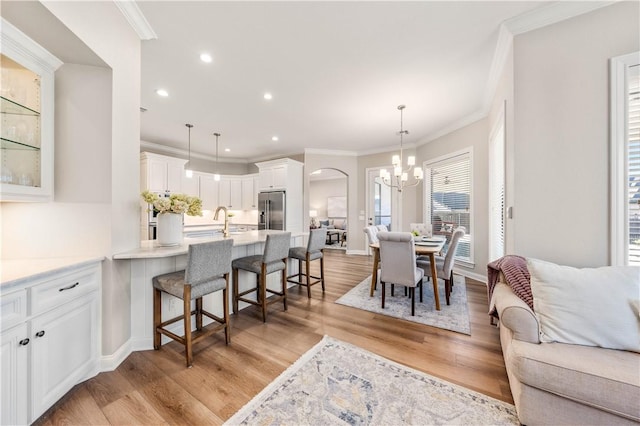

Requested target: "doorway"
[{"left": 366, "top": 167, "right": 401, "bottom": 231}]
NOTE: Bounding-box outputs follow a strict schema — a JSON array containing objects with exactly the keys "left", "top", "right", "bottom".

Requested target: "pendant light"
[
  {"left": 213, "top": 132, "right": 221, "bottom": 181},
  {"left": 185, "top": 123, "right": 194, "bottom": 178},
  {"left": 379, "top": 105, "right": 423, "bottom": 192}
]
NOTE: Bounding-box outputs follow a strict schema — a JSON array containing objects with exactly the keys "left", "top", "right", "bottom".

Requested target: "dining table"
[{"left": 369, "top": 237, "right": 446, "bottom": 310}]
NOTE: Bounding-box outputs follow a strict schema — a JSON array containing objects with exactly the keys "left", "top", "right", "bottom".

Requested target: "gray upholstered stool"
[
  {"left": 287, "top": 228, "right": 327, "bottom": 298},
  {"left": 152, "top": 239, "right": 233, "bottom": 367},
  {"left": 232, "top": 232, "right": 291, "bottom": 322}
]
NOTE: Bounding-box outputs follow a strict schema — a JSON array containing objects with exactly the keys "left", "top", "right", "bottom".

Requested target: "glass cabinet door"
[{"left": 1, "top": 18, "right": 61, "bottom": 202}]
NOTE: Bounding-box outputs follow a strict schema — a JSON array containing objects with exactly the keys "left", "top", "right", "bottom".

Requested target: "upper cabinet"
[
  {"left": 140, "top": 152, "right": 187, "bottom": 195},
  {"left": 0, "top": 18, "right": 62, "bottom": 202},
  {"left": 258, "top": 163, "right": 287, "bottom": 191},
  {"left": 219, "top": 177, "right": 242, "bottom": 209}
]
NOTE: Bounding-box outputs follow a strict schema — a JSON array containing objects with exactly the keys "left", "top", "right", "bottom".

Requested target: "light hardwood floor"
[{"left": 35, "top": 250, "right": 511, "bottom": 425}]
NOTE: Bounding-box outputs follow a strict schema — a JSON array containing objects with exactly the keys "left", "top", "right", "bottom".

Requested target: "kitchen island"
[{"left": 113, "top": 230, "right": 304, "bottom": 350}]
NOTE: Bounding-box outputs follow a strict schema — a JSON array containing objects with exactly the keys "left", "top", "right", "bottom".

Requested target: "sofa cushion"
[
  {"left": 508, "top": 339, "right": 640, "bottom": 421},
  {"left": 527, "top": 258, "right": 640, "bottom": 352}
]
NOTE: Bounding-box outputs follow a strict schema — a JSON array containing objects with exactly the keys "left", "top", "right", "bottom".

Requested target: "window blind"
[
  {"left": 426, "top": 152, "right": 472, "bottom": 262},
  {"left": 628, "top": 65, "right": 640, "bottom": 265},
  {"left": 489, "top": 123, "right": 505, "bottom": 262}
]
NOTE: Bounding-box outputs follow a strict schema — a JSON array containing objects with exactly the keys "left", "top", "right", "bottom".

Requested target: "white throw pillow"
[{"left": 527, "top": 258, "right": 640, "bottom": 352}]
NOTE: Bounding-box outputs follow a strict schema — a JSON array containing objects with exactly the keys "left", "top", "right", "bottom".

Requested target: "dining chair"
[
  {"left": 363, "top": 225, "right": 380, "bottom": 245},
  {"left": 378, "top": 232, "right": 424, "bottom": 316},
  {"left": 152, "top": 239, "right": 233, "bottom": 367},
  {"left": 287, "top": 228, "right": 327, "bottom": 298},
  {"left": 232, "top": 232, "right": 291, "bottom": 322},
  {"left": 409, "top": 223, "right": 432, "bottom": 237},
  {"left": 416, "top": 227, "right": 466, "bottom": 305}
]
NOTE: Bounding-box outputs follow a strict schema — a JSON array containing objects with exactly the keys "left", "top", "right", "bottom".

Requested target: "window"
[
  {"left": 611, "top": 53, "right": 640, "bottom": 266},
  {"left": 489, "top": 105, "right": 506, "bottom": 262},
  {"left": 424, "top": 148, "right": 473, "bottom": 264}
]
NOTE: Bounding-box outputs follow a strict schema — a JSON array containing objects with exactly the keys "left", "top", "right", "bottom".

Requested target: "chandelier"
[{"left": 379, "top": 105, "right": 423, "bottom": 192}]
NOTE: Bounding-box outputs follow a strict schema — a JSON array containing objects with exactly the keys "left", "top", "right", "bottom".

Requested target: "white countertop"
[
  {"left": 1, "top": 256, "right": 105, "bottom": 290},
  {"left": 113, "top": 230, "right": 304, "bottom": 260}
]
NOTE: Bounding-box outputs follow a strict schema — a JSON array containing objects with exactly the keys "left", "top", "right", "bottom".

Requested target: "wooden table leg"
[
  {"left": 370, "top": 247, "right": 379, "bottom": 297},
  {"left": 429, "top": 253, "right": 441, "bottom": 310}
]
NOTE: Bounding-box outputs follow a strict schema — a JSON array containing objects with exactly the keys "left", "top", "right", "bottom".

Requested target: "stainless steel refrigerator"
[{"left": 258, "top": 191, "right": 286, "bottom": 230}]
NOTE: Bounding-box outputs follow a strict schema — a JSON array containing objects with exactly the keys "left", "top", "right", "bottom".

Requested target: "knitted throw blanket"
[{"left": 487, "top": 255, "right": 533, "bottom": 316}]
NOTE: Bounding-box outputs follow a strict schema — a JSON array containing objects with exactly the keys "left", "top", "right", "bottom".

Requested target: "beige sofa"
[{"left": 492, "top": 279, "right": 640, "bottom": 425}]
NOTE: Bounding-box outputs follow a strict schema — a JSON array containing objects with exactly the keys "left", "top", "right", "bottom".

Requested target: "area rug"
[
  {"left": 224, "top": 336, "right": 518, "bottom": 425},
  {"left": 335, "top": 274, "right": 471, "bottom": 335}
]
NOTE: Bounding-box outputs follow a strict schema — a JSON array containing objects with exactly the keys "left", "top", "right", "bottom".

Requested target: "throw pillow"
[
  {"left": 319, "top": 220, "right": 330, "bottom": 228},
  {"left": 527, "top": 258, "right": 640, "bottom": 352}
]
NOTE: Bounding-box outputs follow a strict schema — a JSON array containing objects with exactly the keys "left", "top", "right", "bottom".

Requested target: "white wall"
[{"left": 513, "top": 1, "right": 640, "bottom": 267}]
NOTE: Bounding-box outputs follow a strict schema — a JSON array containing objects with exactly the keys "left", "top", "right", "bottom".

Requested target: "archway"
[{"left": 309, "top": 168, "right": 348, "bottom": 250}]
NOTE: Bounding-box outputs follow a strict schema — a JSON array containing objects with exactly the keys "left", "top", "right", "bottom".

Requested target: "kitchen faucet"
[{"left": 214, "top": 206, "right": 230, "bottom": 237}]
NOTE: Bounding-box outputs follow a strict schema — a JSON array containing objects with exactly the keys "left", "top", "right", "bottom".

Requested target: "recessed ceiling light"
[
  {"left": 155, "top": 88, "right": 169, "bottom": 97},
  {"left": 271, "top": 136, "right": 279, "bottom": 141},
  {"left": 225, "top": 148, "right": 230, "bottom": 152},
  {"left": 200, "top": 53, "right": 213, "bottom": 63},
  {"left": 263, "top": 92, "right": 273, "bottom": 100}
]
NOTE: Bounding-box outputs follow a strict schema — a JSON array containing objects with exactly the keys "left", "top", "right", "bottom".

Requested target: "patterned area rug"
[
  {"left": 225, "top": 336, "right": 518, "bottom": 425},
  {"left": 335, "top": 274, "right": 471, "bottom": 335}
]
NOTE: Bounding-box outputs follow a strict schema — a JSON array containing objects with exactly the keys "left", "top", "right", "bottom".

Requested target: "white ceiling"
[{"left": 135, "top": 1, "right": 553, "bottom": 163}]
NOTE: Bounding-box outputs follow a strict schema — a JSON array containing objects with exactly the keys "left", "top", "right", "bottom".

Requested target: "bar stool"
[
  {"left": 232, "top": 232, "right": 291, "bottom": 322},
  {"left": 287, "top": 228, "right": 327, "bottom": 298},
  {"left": 152, "top": 239, "right": 233, "bottom": 367}
]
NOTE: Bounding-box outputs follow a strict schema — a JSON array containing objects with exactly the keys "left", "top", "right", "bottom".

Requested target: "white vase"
[{"left": 157, "top": 213, "right": 184, "bottom": 246}]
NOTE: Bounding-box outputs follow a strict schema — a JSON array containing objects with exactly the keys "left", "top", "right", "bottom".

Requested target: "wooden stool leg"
[
  {"left": 320, "top": 253, "right": 325, "bottom": 292},
  {"left": 282, "top": 261, "right": 288, "bottom": 311},
  {"left": 305, "top": 256, "right": 311, "bottom": 298},
  {"left": 232, "top": 268, "right": 239, "bottom": 314},
  {"left": 183, "top": 285, "right": 193, "bottom": 368},
  {"left": 223, "top": 274, "right": 230, "bottom": 344},
  {"left": 195, "top": 297, "right": 203, "bottom": 330},
  {"left": 153, "top": 288, "right": 161, "bottom": 350},
  {"left": 260, "top": 264, "right": 268, "bottom": 322}
]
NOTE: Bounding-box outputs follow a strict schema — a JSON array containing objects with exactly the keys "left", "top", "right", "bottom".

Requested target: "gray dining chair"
[
  {"left": 417, "top": 226, "right": 466, "bottom": 305},
  {"left": 287, "top": 228, "right": 327, "bottom": 298},
  {"left": 232, "top": 232, "right": 291, "bottom": 322},
  {"left": 378, "top": 232, "right": 424, "bottom": 316},
  {"left": 152, "top": 239, "right": 233, "bottom": 367},
  {"left": 363, "top": 225, "right": 380, "bottom": 245}
]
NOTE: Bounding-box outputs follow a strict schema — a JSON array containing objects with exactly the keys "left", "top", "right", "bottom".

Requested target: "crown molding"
[
  {"left": 140, "top": 140, "right": 249, "bottom": 164},
  {"left": 416, "top": 109, "right": 487, "bottom": 147},
  {"left": 504, "top": 1, "right": 616, "bottom": 35},
  {"left": 114, "top": 1, "right": 157, "bottom": 40},
  {"left": 1, "top": 18, "right": 63, "bottom": 72},
  {"left": 304, "top": 148, "right": 358, "bottom": 157}
]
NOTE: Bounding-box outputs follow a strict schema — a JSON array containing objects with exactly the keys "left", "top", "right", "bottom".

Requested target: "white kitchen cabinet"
[
  {"left": 219, "top": 177, "right": 242, "bottom": 209},
  {"left": 141, "top": 152, "right": 187, "bottom": 194},
  {"left": 0, "top": 18, "right": 62, "bottom": 202},
  {"left": 31, "top": 293, "right": 99, "bottom": 420},
  {"left": 200, "top": 174, "right": 220, "bottom": 210},
  {"left": 242, "top": 174, "right": 258, "bottom": 210},
  {"left": 0, "top": 260, "right": 101, "bottom": 424},
  {"left": 181, "top": 171, "right": 200, "bottom": 198},
  {"left": 1, "top": 322, "right": 28, "bottom": 426},
  {"left": 258, "top": 164, "right": 287, "bottom": 191}
]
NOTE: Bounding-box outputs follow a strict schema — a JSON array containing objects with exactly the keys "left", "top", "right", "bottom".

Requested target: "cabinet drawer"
[
  {"left": 0, "top": 290, "right": 27, "bottom": 332},
  {"left": 30, "top": 267, "right": 100, "bottom": 315}
]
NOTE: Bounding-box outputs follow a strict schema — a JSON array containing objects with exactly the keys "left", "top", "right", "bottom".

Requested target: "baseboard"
[
  {"left": 346, "top": 249, "right": 367, "bottom": 255},
  {"left": 454, "top": 268, "right": 487, "bottom": 284},
  {"left": 100, "top": 339, "right": 132, "bottom": 372}
]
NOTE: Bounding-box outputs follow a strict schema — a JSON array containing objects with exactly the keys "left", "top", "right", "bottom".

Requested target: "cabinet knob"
[
  {"left": 35, "top": 330, "right": 45, "bottom": 338},
  {"left": 19, "top": 338, "right": 30, "bottom": 346}
]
